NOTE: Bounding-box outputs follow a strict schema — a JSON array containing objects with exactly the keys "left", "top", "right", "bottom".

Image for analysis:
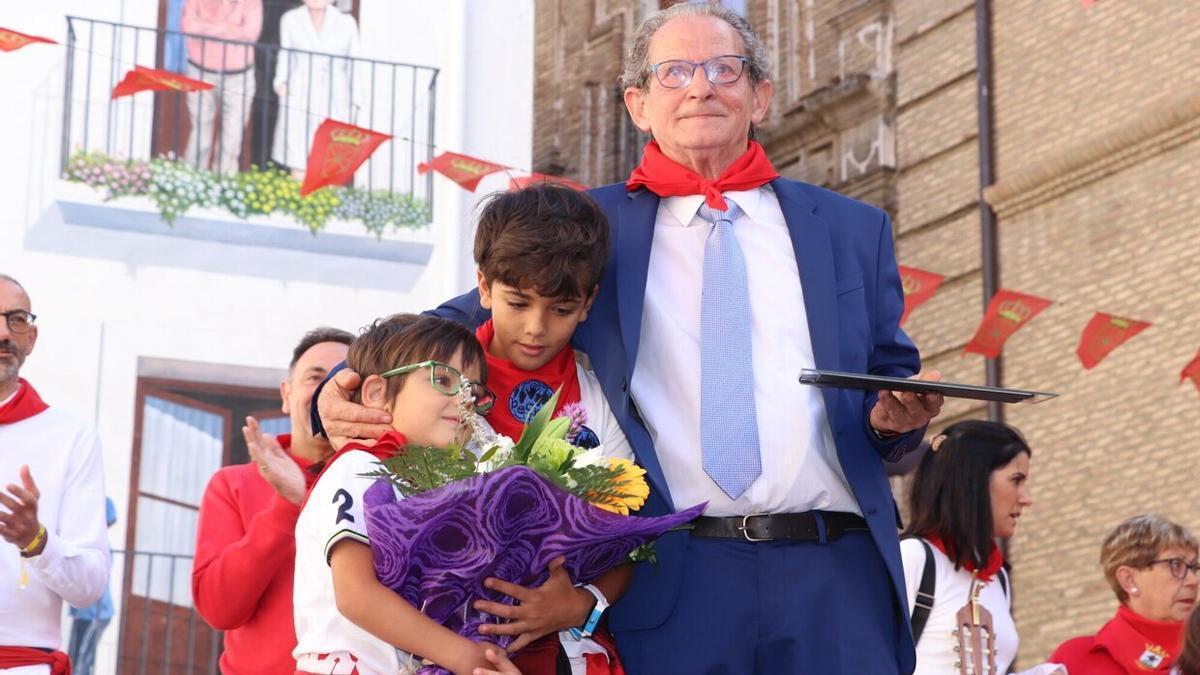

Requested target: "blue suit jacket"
[{"left": 434, "top": 179, "right": 922, "bottom": 672}]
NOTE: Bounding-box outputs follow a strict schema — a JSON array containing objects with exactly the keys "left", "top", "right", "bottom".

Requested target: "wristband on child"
[{"left": 569, "top": 583, "right": 609, "bottom": 639}]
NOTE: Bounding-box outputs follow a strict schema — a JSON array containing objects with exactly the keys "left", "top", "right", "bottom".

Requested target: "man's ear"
[
  {"left": 749, "top": 78, "right": 774, "bottom": 126},
  {"left": 477, "top": 270, "right": 493, "bottom": 310},
  {"left": 279, "top": 378, "right": 290, "bottom": 414},
  {"left": 624, "top": 87, "right": 652, "bottom": 134},
  {"left": 361, "top": 374, "right": 390, "bottom": 410},
  {"left": 580, "top": 284, "right": 599, "bottom": 321}
]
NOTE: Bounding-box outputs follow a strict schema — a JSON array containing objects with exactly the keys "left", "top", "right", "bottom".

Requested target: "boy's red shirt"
[
  {"left": 1051, "top": 604, "right": 1182, "bottom": 674},
  {"left": 192, "top": 435, "right": 311, "bottom": 675}
]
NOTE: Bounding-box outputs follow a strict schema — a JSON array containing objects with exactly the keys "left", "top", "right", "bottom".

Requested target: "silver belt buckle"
[{"left": 738, "top": 513, "right": 770, "bottom": 542}]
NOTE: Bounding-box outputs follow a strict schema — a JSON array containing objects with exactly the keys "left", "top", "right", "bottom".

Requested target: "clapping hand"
[
  {"left": 244, "top": 416, "right": 306, "bottom": 504},
  {"left": 0, "top": 466, "right": 44, "bottom": 554}
]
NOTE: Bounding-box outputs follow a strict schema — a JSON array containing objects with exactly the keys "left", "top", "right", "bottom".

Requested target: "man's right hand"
[{"left": 318, "top": 368, "right": 391, "bottom": 451}]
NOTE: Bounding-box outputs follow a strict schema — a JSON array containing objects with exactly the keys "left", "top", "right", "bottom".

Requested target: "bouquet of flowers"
[{"left": 361, "top": 389, "right": 704, "bottom": 674}]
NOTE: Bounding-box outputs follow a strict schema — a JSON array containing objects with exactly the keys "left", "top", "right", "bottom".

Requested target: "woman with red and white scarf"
[
  {"left": 1053, "top": 514, "right": 1199, "bottom": 675},
  {"left": 900, "top": 421, "right": 1064, "bottom": 675}
]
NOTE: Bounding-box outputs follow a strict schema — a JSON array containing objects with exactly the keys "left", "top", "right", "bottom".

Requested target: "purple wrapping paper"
[{"left": 362, "top": 465, "right": 704, "bottom": 673}]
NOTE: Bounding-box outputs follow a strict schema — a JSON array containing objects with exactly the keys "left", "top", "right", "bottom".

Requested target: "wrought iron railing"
[
  {"left": 60, "top": 16, "right": 438, "bottom": 215},
  {"left": 110, "top": 549, "right": 219, "bottom": 675}
]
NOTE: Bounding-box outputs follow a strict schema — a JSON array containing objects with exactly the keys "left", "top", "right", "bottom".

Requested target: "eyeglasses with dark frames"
[
  {"left": 1, "top": 310, "right": 36, "bottom": 334},
  {"left": 1149, "top": 557, "right": 1200, "bottom": 580},
  {"left": 649, "top": 55, "right": 749, "bottom": 89},
  {"left": 380, "top": 360, "right": 496, "bottom": 416}
]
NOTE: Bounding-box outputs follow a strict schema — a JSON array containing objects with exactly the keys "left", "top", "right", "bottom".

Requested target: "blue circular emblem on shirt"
[
  {"left": 509, "top": 379, "right": 554, "bottom": 424},
  {"left": 575, "top": 425, "right": 600, "bottom": 449}
]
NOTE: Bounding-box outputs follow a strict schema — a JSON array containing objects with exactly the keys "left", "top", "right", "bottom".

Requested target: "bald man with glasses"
[{"left": 0, "top": 274, "right": 109, "bottom": 675}]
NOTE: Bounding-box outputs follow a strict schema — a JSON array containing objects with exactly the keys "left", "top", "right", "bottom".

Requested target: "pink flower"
[{"left": 560, "top": 401, "right": 588, "bottom": 443}]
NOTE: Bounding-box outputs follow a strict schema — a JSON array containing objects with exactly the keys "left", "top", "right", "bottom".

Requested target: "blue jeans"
[{"left": 67, "top": 617, "right": 111, "bottom": 675}]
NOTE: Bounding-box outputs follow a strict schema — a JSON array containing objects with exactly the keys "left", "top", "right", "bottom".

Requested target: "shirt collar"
[{"left": 663, "top": 184, "right": 770, "bottom": 227}]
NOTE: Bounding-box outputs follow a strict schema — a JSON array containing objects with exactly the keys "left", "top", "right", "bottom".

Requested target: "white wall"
[{"left": 0, "top": 0, "right": 532, "bottom": 669}]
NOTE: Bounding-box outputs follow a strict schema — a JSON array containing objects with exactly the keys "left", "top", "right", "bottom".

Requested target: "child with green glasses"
[{"left": 293, "top": 313, "right": 518, "bottom": 675}]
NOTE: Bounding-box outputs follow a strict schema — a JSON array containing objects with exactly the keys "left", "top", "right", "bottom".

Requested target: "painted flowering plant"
[
  {"left": 64, "top": 150, "right": 430, "bottom": 235},
  {"left": 359, "top": 388, "right": 703, "bottom": 673}
]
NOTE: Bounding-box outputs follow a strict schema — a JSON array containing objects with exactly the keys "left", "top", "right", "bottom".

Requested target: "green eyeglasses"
[{"left": 380, "top": 360, "right": 496, "bottom": 416}]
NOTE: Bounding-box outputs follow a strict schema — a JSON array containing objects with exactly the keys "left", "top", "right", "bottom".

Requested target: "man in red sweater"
[{"left": 192, "top": 327, "right": 352, "bottom": 675}]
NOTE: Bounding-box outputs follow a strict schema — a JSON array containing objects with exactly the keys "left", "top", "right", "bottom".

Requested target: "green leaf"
[
  {"left": 512, "top": 386, "right": 563, "bottom": 463},
  {"left": 362, "top": 445, "right": 478, "bottom": 498}
]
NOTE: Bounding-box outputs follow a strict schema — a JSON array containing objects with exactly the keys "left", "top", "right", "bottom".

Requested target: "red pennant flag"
[
  {"left": 300, "top": 119, "right": 391, "bottom": 196},
  {"left": 111, "top": 65, "right": 213, "bottom": 99},
  {"left": 1181, "top": 349, "right": 1200, "bottom": 394},
  {"left": 1075, "top": 312, "right": 1151, "bottom": 370},
  {"left": 418, "top": 151, "right": 506, "bottom": 192},
  {"left": 0, "top": 28, "right": 57, "bottom": 52},
  {"left": 508, "top": 173, "right": 588, "bottom": 192},
  {"left": 963, "top": 289, "right": 1053, "bottom": 358},
  {"left": 897, "top": 265, "right": 945, "bottom": 326}
]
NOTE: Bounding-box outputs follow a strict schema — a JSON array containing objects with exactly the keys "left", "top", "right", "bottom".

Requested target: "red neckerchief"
[
  {"left": 475, "top": 320, "right": 581, "bottom": 441},
  {"left": 0, "top": 379, "right": 49, "bottom": 425},
  {"left": 0, "top": 647, "right": 71, "bottom": 674},
  {"left": 1093, "top": 604, "right": 1182, "bottom": 673},
  {"left": 625, "top": 140, "right": 780, "bottom": 210},
  {"left": 925, "top": 533, "right": 1005, "bottom": 582},
  {"left": 301, "top": 429, "right": 407, "bottom": 508}
]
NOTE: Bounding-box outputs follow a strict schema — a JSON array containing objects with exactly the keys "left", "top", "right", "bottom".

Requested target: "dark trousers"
[{"left": 613, "top": 530, "right": 903, "bottom": 674}]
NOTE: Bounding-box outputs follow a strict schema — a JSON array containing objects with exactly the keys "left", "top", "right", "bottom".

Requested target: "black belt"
[{"left": 690, "top": 511, "right": 869, "bottom": 542}]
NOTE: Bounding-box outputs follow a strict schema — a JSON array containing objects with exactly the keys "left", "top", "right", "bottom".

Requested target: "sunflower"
[{"left": 591, "top": 458, "right": 650, "bottom": 516}]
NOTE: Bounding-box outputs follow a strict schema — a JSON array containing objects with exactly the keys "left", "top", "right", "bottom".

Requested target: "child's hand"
[
  {"left": 472, "top": 646, "right": 522, "bottom": 675},
  {"left": 473, "top": 556, "right": 592, "bottom": 651}
]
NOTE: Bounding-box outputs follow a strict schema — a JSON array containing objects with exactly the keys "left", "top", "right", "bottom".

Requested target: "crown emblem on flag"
[
  {"left": 998, "top": 300, "right": 1032, "bottom": 323},
  {"left": 1109, "top": 317, "right": 1131, "bottom": 330},
  {"left": 330, "top": 127, "right": 370, "bottom": 146},
  {"left": 901, "top": 274, "right": 921, "bottom": 295},
  {"left": 450, "top": 158, "right": 492, "bottom": 176}
]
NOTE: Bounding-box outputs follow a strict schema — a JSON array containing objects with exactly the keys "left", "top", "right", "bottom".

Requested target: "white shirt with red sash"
[{"left": 0, "top": 381, "right": 109, "bottom": 672}]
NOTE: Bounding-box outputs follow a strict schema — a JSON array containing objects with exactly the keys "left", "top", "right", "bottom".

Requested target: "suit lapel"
[
  {"left": 616, "top": 188, "right": 659, "bottom": 374},
  {"left": 771, "top": 179, "right": 842, "bottom": 414}
]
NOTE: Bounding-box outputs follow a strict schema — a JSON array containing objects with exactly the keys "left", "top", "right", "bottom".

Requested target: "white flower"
[{"left": 571, "top": 445, "right": 606, "bottom": 469}]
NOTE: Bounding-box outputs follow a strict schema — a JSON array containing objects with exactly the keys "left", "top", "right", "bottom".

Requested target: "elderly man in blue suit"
[{"left": 316, "top": 3, "right": 942, "bottom": 673}]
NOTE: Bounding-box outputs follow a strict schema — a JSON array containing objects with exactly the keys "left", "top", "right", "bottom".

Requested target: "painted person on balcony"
[
  {"left": 191, "top": 327, "right": 352, "bottom": 675},
  {"left": 313, "top": 3, "right": 943, "bottom": 672},
  {"left": 1051, "top": 514, "right": 1199, "bottom": 674},
  {"left": 0, "top": 274, "right": 110, "bottom": 675},
  {"left": 181, "top": 0, "right": 264, "bottom": 174},
  {"left": 272, "top": 0, "right": 361, "bottom": 178}
]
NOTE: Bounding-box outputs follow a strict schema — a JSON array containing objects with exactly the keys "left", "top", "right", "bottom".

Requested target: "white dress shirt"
[
  {"left": 629, "top": 186, "right": 860, "bottom": 517},
  {"left": 0, "top": 401, "right": 110, "bottom": 651}
]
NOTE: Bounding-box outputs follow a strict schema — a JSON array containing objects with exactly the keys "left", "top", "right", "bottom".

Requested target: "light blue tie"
[{"left": 698, "top": 199, "right": 762, "bottom": 499}]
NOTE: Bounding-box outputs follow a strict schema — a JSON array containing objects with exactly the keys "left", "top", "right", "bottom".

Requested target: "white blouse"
[{"left": 900, "top": 539, "right": 1068, "bottom": 675}]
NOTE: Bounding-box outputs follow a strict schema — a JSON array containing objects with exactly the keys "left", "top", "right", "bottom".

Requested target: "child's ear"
[
  {"left": 361, "top": 374, "right": 390, "bottom": 411},
  {"left": 579, "top": 284, "right": 599, "bottom": 321},
  {"left": 477, "top": 270, "right": 493, "bottom": 310}
]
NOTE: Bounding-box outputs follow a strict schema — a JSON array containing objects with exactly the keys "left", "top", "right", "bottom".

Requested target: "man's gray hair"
[{"left": 620, "top": 2, "right": 772, "bottom": 90}]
